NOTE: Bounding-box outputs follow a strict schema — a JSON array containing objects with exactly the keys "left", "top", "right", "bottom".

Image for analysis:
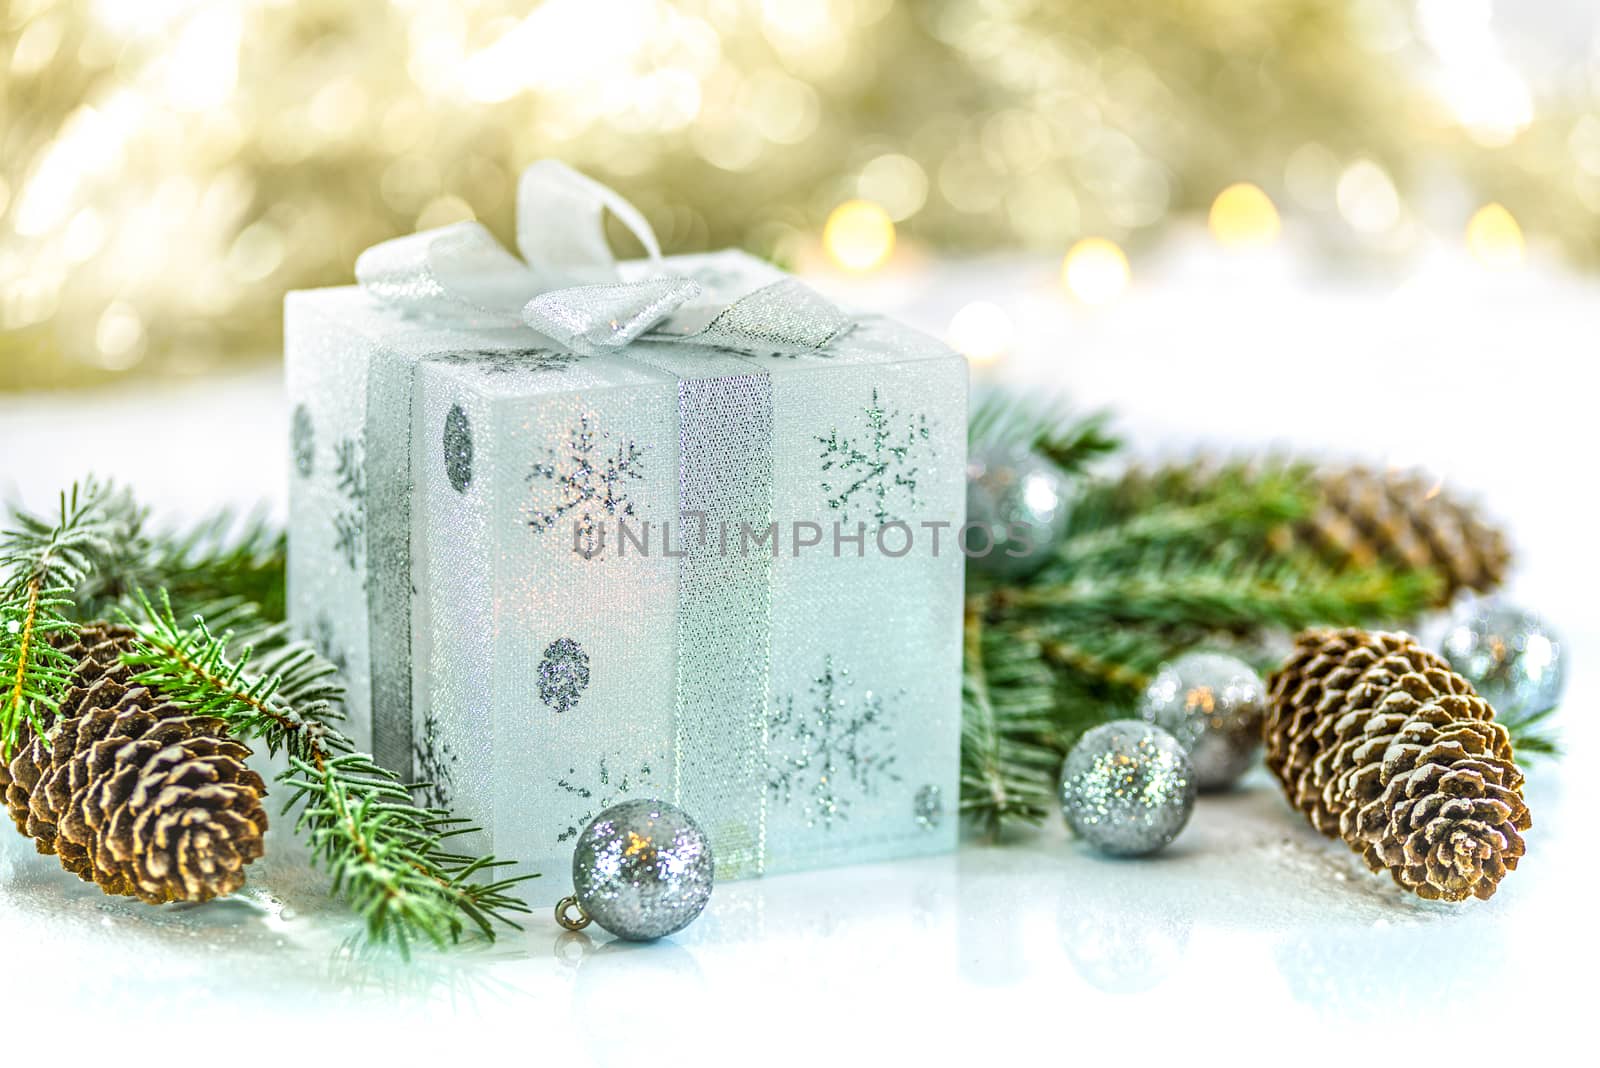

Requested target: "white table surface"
[{"left": 1, "top": 243, "right": 1594, "bottom": 1062}]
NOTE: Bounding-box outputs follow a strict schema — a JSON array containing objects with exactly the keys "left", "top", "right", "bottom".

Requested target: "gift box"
[{"left": 286, "top": 163, "right": 966, "bottom": 898}]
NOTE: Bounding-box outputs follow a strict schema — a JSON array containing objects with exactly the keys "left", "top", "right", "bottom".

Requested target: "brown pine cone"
[
  {"left": 1263, "top": 629, "right": 1442, "bottom": 835},
  {"left": 1, "top": 623, "right": 268, "bottom": 904},
  {"left": 1266, "top": 628, "right": 1531, "bottom": 902},
  {"left": 1357, "top": 699, "right": 1527, "bottom": 901},
  {"left": 1301, "top": 466, "right": 1510, "bottom": 607},
  {"left": 1, "top": 623, "right": 135, "bottom": 840}
]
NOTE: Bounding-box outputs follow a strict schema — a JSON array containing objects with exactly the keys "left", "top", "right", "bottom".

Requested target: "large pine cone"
[
  {"left": 1295, "top": 466, "right": 1510, "bottom": 607},
  {"left": 0, "top": 624, "right": 268, "bottom": 903},
  {"left": 1266, "top": 628, "right": 1530, "bottom": 902}
]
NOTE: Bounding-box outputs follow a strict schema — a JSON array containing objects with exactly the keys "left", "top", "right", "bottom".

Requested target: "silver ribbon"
[{"left": 355, "top": 160, "right": 851, "bottom": 355}]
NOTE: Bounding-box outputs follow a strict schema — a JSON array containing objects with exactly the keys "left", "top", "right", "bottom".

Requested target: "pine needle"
[
  {"left": 121, "top": 590, "right": 533, "bottom": 953},
  {"left": 960, "top": 610, "right": 1061, "bottom": 838},
  {"left": 0, "top": 479, "right": 136, "bottom": 758},
  {"left": 968, "top": 385, "right": 1120, "bottom": 477},
  {"left": 1500, "top": 703, "right": 1562, "bottom": 759}
]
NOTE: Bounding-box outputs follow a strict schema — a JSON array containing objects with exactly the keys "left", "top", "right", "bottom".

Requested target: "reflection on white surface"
[{"left": 0, "top": 247, "right": 1594, "bottom": 1056}]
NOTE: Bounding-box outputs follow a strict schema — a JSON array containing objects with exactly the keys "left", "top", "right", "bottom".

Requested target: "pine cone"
[
  {"left": 1295, "top": 466, "right": 1510, "bottom": 606},
  {"left": 1, "top": 623, "right": 133, "bottom": 839},
  {"left": 1266, "top": 628, "right": 1531, "bottom": 902},
  {"left": 0, "top": 623, "right": 268, "bottom": 903}
]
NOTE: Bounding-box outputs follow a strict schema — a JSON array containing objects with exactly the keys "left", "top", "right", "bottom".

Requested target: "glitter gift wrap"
[{"left": 285, "top": 166, "right": 966, "bottom": 900}]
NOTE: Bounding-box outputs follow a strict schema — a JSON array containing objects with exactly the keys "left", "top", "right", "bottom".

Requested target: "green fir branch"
[
  {"left": 1500, "top": 703, "right": 1561, "bottom": 759},
  {"left": 968, "top": 386, "right": 1120, "bottom": 478},
  {"left": 1043, "top": 480, "right": 1311, "bottom": 577},
  {"left": 978, "top": 554, "right": 1439, "bottom": 634},
  {"left": 0, "top": 480, "right": 134, "bottom": 758},
  {"left": 121, "top": 591, "right": 532, "bottom": 953},
  {"left": 956, "top": 403, "right": 1483, "bottom": 837},
  {"left": 960, "top": 611, "right": 1061, "bottom": 838},
  {"left": 74, "top": 505, "right": 288, "bottom": 623}
]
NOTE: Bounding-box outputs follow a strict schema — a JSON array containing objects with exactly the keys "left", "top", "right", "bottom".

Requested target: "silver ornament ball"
[
  {"left": 1139, "top": 651, "right": 1267, "bottom": 790},
  {"left": 965, "top": 446, "right": 1073, "bottom": 578},
  {"left": 1438, "top": 598, "right": 1565, "bottom": 716},
  {"left": 1060, "top": 720, "right": 1196, "bottom": 856},
  {"left": 569, "top": 799, "right": 714, "bottom": 941}
]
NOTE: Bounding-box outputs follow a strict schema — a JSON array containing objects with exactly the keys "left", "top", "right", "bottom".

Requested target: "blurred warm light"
[
  {"left": 415, "top": 194, "right": 477, "bottom": 231},
  {"left": 1466, "top": 203, "right": 1525, "bottom": 269},
  {"left": 1, "top": 0, "right": 1591, "bottom": 389},
  {"left": 823, "top": 199, "right": 895, "bottom": 273},
  {"left": 162, "top": 7, "right": 240, "bottom": 111},
  {"left": 1208, "top": 183, "right": 1281, "bottom": 248},
  {"left": 94, "top": 302, "right": 146, "bottom": 370},
  {"left": 946, "top": 301, "right": 1013, "bottom": 365},
  {"left": 1061, "top": 238, "right": 1129, "bottom": 306},
  {"left": 858, "top": 154, "right": 928, "bottom": 222},
  {"left": 1336, "top": 159, "right": 1401, "bottom": 235},
  {"left": 1416, "top": 0, "right": 1533, "bottom": 147}
]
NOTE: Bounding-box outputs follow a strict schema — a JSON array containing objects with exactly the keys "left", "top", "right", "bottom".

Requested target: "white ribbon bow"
[{"left": 355, "top": 160, "right": 850, "bottom": 356}]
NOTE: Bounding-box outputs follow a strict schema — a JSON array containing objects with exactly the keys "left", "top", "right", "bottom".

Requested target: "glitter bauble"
[
  {"left": 965, "top": 446, "right": 1072, "bottom": 578},
  {"left": 569, "top": 799, "right": 714, "bottom": 941},
  {"left": 1059, "top": 721, "right": 1196, "bottom": 856},
  {"left": 1139, "top": 651, "right": 1268, "bottom": 790},
  {"left": 1438, "top": 598, "right": 1565, "bottom": 716}
]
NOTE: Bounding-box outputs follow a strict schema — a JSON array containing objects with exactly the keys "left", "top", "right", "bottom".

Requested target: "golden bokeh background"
[{"left": 2, "top": 0, "right": 1596, "bottom": 389}]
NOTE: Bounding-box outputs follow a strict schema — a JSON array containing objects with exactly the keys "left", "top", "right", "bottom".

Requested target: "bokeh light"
[
  {"left": 1208, "top": 183, "right": 1281, "bottom": 248},
  {"left": 1466, "top": 203, "right": 1525, "bottom": 270},
  {"left": 858, "top": 154, "right": 929, "bottom": 222},
  {"left": 1062, "top": 238, "right": 1130, "bottom": 306},
  {"left": 946, "top": 301, "right": 1013, "bottom": 365},
  {"left": 823, "top": 199, "right": 895, "bottom": 273},
  {"left": 1336, "top": 159, "right": 1401, "bottom": 235},
  {"left": 1, "top": 1, "right": 1595, "bottom": 389}
]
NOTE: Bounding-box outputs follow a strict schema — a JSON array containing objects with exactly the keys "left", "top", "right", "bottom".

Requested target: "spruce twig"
[
  {"left": 74, "top": 504, "right": 288, "bottom": 622},
  {"left": 1499, "top": 703, "right": 1561, "bottom": 758},
  {"left": 968, "top": 386, "right": 1120, "bottom": 477},
  {"left": 0, "top": 480, "right": 133, "bottom": 758},
  {"left": 980, "top": 558, "right": 1439, "bottom": 632},
  {"left": 121, "top": 591, "right": 532, "bottom": 953},
  {"left": 960, "top": 610, "right": 1060, "bottom": 838}
]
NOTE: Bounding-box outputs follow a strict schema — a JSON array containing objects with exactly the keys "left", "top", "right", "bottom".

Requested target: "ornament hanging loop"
[{"left": 555, "top": 895, "right": 592, "bottom": 932}]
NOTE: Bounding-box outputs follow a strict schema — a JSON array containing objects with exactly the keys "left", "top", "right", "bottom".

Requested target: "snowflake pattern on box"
[
  {"left": 306, "top": 613, "right": 348, "bottom": 675},
  {"left": 431, "top": 348, "right": 580, "bottom": 376},
  {"left": 767, "top": 655, "right": 901, "bottom": 829},
  {"left": 537, "top": 637, "right": 590, "bottom": 714},
  {"left": 332, "top": 435, "right": 366, "bottom": 572},
  {"left": 817, "top": 388, "right": 931, "bottom": 526},
  {"left": 291, "top": 404, "right": 315, "bottom": 478},
  {"left": 412, "top": 703, "right": 457, "bottom": 810},
  {"left": 526, "top": 414, "right": 645, "bottom": 560},
  {"left": 913, "top": 784, "right": 944, "bottom": 830},
  {"left": 553, "top": 755, "right": 662, "bottom": 844}
]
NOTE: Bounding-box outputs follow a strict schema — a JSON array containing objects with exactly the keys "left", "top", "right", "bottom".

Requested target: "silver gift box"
[{"left": 286, "top": 250, "right": 967, "bottom": 900}]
